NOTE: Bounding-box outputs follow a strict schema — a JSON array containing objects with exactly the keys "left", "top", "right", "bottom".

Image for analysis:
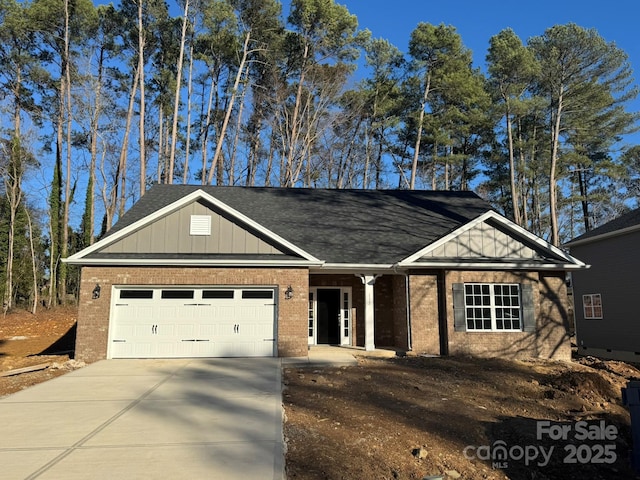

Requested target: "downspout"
[{"left": 405, "top": 273, "right": 412, "bottom": 351}]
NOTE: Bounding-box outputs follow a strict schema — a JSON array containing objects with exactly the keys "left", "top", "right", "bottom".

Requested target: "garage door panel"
[
  {"left": 215, "top": 305, "right": 236, "bottom": 320},
  {"left": 198, "top": 323, "right": 216, "bottom": 336},
  {"left": 174, "top": 324, "right": 194, "bottom": 336},
  {"left": 133, "top": 342, "right": 153, "bottom": 357},
  {"left": 111, "top": 341, "right": 131, "bottom": 357},
  {"left": 156, "top": 342, "right": 177, "bottom": 357},
  {"left": 110, "top": 287, "right": 276, "bottom": 359},
  {"left": 133, "top": 324, "right": 154, "bottom": 337},
  {"left": 157, "top": 306, "right": 183, "bottom": 320}
]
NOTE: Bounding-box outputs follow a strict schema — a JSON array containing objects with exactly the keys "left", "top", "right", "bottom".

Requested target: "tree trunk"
[
  {"left": 4, "top": 65, "right": 24, "bottom": 312},
  {"left": 207, "top": 30, "right": 251, "bottom": 185},
  {"left": 229, "top": 76, "right": 248, "bottom": 185},
  {"left": 138, "top": 0, "right": 146, "bottom": 196},
  {"left": 157, "top": 108, "right": 164, "bottom": 182},
  {"left": 168, "top": 0, "right": 190, "bottom": 184},
  {"left": 577, "top": 168, "right": 591, "bottom": 231},
  {"left": 183, "top": 39, "right": 194, "bottom": 184},
  {"left": 410, "top": 72, "right": 431, "bottom": 189},
  {"left": 283, "top": 42, "right": 309, "bottom": 187},
  {"left": 109, "top": 66, "right": 140, "bottom": 230},
  {"left": 25, "top": 206, "right": 38, "bottom": 314},
  {"left": 505, "top": 101, "right": 521, "bottom": 225},
  {"left": 60, "top": 0, "right": 73, "bottom": 303},
  {"left": 201, "top": 73, "right": 215, "bottom": 185},
  {"left": 88, "top": 46, "right": 105, "bottom": 245},
  {"left": 549, "top": 88, "right": 564, "bottom": 246}
]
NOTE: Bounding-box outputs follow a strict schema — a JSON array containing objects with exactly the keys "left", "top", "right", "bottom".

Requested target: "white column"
[{"left": 358, "top": 274, "right": 380, "bottom": 351}]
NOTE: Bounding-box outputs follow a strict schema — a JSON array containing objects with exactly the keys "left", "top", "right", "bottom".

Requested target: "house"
[
  {"left": 565, "top": 207, "right": 640, "bottom": 362},
  {"left": 66, "top": 185, "right": 586, "bottom": 363}
]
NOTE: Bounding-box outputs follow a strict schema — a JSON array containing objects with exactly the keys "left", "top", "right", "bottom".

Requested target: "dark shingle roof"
[
  {"left": 104, "top": 185, "right": 494, "bottom": 264},
  {"left": 566, "top": 207, "right": 640, "bottom": 246}
]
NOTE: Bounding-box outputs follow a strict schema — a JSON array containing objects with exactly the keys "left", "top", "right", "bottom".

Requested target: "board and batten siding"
[
  {"left": 421, "top": 220, "right": 541, "bottom": 259},
  {"left": 571, "top": 229, "right": 640, "bottom": 361},
  {"left": 100, "top": 200, "right": 284, "bottom": 255}
]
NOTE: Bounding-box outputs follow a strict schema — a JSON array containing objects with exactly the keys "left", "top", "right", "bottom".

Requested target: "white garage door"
[{"left": 109, "top": 287, "right": 276, "bottom": 358}]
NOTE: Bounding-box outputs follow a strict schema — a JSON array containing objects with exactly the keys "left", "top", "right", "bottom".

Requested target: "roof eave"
[
  {"left": 312, "top": 263, "right": 399, "bottom": 274},
  {"left": 63, "top": 258, "right": 323, "bottom": 267},
  {"left": 565, "top": 223, "right": 640, "bottom": 248},
  {"left": 397, "top": 260, "right": 589, "bottom": 271}
]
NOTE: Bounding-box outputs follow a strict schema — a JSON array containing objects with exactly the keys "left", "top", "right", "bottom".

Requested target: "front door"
[{"left": 317, "top": 289, "right": 341, "bottom": 344}]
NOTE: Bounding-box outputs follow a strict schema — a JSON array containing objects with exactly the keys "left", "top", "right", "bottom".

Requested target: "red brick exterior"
[
  {"left": 408, "top": 272, "right": 441, "bottom": 355},
  {"left": 77, "top": 266, "right": 571, "bottom": 362},
  {"left": 76, "top": 266, "right": 309, "bottom": 362},
  {"left": 408, "top": 270, "right": 571, "bottom": 361}
]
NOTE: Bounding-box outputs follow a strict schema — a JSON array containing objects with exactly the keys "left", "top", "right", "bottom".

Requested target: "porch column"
[{"left": 358, "top": 274, "right": 380, "bottom": 351}]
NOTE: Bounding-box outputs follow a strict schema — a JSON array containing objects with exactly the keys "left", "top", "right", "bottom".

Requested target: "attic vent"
[{"left": 190, "top": 215, "right": 211, "bottom": 236}]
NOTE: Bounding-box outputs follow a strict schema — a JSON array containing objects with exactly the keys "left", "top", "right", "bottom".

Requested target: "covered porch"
[{"left": 308, "top": 273, "right": 411, "bottom": 352}]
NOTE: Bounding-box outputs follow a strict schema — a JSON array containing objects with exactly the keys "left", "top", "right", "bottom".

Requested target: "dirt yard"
[
  {"left": 0, "top": 307, "right": 80, "bottom": 397},
  {"left": 1, "top": 308, "right": 640, "bottom": 479}
]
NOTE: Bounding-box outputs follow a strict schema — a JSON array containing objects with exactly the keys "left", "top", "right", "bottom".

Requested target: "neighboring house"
[
  {"left": 565, "top": 207, "right": 640, "bottom": 362},
  {"left": 66, "top": 185, "right": 586, "bottom": 363}
]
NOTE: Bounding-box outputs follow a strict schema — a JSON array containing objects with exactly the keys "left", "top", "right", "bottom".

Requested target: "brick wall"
[
  {"left": 409, "top": 270, "right": 571, "bottom": 361},
  {"left": 391, "top": 275, "right": 409, "bottom": 350},
  {"left": 76, "top": 266, "right": 309, "bottom": 362},
  {"left": 408, "top": 273, "right": 441, "bottom": 355},
  {"left": 374, "top": 276, "right": 395, "bottom": 346}
]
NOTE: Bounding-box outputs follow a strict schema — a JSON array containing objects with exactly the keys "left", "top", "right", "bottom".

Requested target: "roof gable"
[
  {"left": 97, "top": 199, "right": 286, "bottom": 256},
  {"left": 399, "top": 211, "right": 586, "bottom": 269},
  {"left": 66, "top": 189, "right": 321, "bottom": 265}
]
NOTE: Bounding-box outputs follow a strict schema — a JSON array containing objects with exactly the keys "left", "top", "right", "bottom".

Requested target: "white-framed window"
[
  {"left": 463, "top": 283, "right": 522, "bottom": 332},
  {"left": 582, "top": 294, "right": 603, "bottom": 319}
]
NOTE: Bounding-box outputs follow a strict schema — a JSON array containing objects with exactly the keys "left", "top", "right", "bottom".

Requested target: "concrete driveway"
[{"left": 0, "top": 358, "right": 284, "bottom": 480}]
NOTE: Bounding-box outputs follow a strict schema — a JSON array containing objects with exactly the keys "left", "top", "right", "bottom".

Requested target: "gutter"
[
  {"left": 62, "top": 258, "right": 324, "bottom": 267},
  {"left": 396, "top": 261, "right": 589, "bottom": 271}
]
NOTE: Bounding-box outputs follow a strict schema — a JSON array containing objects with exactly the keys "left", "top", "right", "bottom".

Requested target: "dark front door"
[{"left": 317, "top": 289, "right": 341, "bottom": 344}]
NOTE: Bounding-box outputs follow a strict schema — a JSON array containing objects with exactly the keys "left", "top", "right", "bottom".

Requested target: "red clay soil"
[{"left": 0, "top": 306, "right": 79, "bottom": 397}]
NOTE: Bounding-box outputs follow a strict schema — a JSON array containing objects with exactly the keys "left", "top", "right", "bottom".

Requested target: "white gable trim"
[
  {"left": 65, "top": 189, "right": 321, "bottom": 264},
  {"left": 398, "top": 211, "right": 586, "bottom": 268}
]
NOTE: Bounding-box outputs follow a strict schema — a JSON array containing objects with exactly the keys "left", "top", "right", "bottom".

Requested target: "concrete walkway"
[
  {"left": 0, "top": 358, "right": 284, "bottom": 480},
  {"left": 282, "top": 346, "right": 360, "bottom": 367},
  {"left": 282, "top": 346, "right": 399, "bottom": 368}
]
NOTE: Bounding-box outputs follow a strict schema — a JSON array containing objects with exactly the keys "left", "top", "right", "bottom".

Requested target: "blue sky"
[{"left": 339, "top": 0, "right": 640, "bottom": 144}]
